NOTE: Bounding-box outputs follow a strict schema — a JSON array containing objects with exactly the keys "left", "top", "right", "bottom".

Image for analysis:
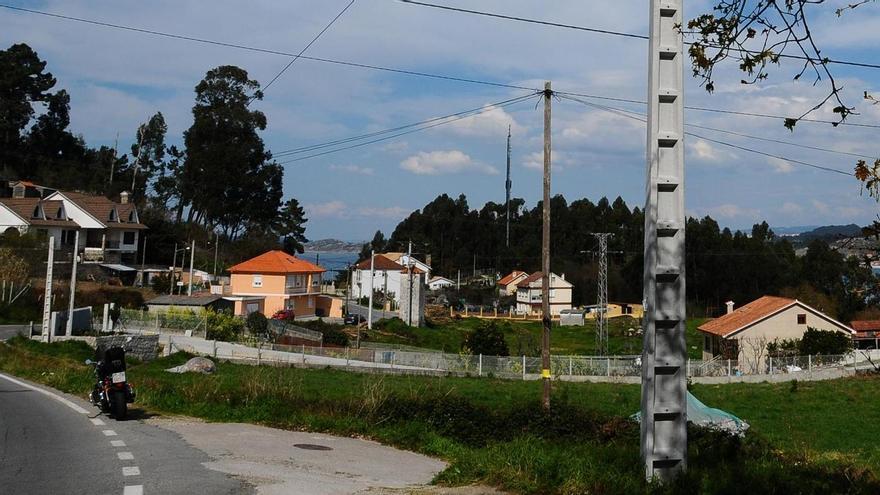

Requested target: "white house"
[
  {"left": 427, "top": 276, "right": 454, "bottom": 290},
  {"left": 352, "top": 253, "right": 429, "bottom": 305},
  {"left": 699, "top": 296, "right": 855, "bottom": 370},
  {"left": 0, "top": 197, "right": 79, "bottom": 249},
  {"left": 45, "top": 190, "right": 146, "bottom": 263},
  {"left": 515, "top": 272, "right": 573, "bottom": 316},
  {"left": 383, "top": 252, "right": 431, "bottom": 279}
]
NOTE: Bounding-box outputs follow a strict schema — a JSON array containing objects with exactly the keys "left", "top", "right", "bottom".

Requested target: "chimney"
[
  {"left": 725, "top": 301, "right": 735, "bottom": 315},
  {"left": 119, "top": 191, "right": 130, "bottom": 204},
  {"left": 561, "top": 273, "right": 565, "bottom": 280}
]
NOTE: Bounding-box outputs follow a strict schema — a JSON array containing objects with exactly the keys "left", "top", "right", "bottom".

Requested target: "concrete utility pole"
[
  {"left": 140, "top": 235, "right": 147, "bottom": 287},
  {"left": 407, "top": 240, "right": 414, "bottom": 326},
  {"left": 641, "top": 0, "right": 687, "bottom": 481},
  {"left": 505, "top": 124, "right": 512, "bottom": 248},
  {"left": 212, "top": 232, "right": 219, "bottom": 276},
  {"left": 367, "top": 250, "right": 375, "bottom": 331},
  {"left": 187, "top": 239, "right": 195, "bottom": 296},
  {"left": 541, "top": 81, "right": 552, "bottom": 411},
  {"left": 170, "top": 242, "right": 178, "bottom": 296},
  {"left": 65, "top": 230, "right": 80, "bottom": 336},
  {"left": 41, "top": 236, "right": 55, "bottom": 342},
  {"left": 593, "top": 233, "right": 612, "bottom": 356}
]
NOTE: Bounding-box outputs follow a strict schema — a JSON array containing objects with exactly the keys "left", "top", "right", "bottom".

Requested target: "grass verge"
[{"left": 1, "top": 336, "right": 877, "bottom": 494}]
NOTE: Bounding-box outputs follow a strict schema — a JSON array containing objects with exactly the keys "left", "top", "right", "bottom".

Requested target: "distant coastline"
[{"left": 303, "top": 238, "right": 364, "bottom": 253}]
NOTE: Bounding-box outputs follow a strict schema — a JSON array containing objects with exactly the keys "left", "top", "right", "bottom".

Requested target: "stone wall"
[{"left": 96, "top": 334, "right": 159, "bottom": 362}]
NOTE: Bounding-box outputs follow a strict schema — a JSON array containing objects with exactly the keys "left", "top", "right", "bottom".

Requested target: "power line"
[
  {"left": 4, "top": 3, "right": 880, "bottom": 129},
  {"left": 274, "top": 92, "right": 537, "bottom": 157},
  {"left": 558, "top": 94, "right": 854, "bottom": 176},
  {"left": 260, "top": 0, "right": 356, "bottom": 94},
  {"left": 279, "top": 92, "right": 541, "bottom": 163},
  {"left": 399, "top": 0, "right": 880, "bottom": 70}
]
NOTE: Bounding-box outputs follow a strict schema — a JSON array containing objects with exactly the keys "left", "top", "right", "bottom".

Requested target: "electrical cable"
[
  {"left": 260, "top": 0, "right": 356, "bottom": 94},
  {"left": 279, "top": 92, "right": 541, "bottom": 163},
  {"left": 399, "top": 0, "right": 880, "bottom": 70}
]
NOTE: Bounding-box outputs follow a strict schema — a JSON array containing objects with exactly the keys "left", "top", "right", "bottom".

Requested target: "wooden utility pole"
[{"left": 541, "top": 81, "right": 552, "bottom": 411}]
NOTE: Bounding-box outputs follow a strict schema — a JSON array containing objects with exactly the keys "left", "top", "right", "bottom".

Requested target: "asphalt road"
[
  {"left": 0, "top": 324, "right": 28, "bottom": 341},
  {"left": 0, "top": 373, "right": 252, "bottom": 495},
  {"left": 347, "top": 303, "right": 396, "bottom": 323}
]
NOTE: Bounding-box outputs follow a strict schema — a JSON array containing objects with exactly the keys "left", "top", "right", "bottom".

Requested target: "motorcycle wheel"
[{"left": 112, "top": 391, "right": 127, "bottom": 420}]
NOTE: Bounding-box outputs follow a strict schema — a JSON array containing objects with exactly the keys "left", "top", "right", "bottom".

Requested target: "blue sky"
[{"left": 2, "top": 0, "right": 879, "bottom": 241}]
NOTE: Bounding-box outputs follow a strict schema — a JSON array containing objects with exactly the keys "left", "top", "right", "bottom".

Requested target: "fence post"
[
  {"left": 155, "top": 312, "right": 159, "bottom": 331},
  {"left": 769, "top": 356, "right": 773, "bottom": 375},
  {"left": 568, "top": 356, "right": 572, "bottom": 377},
  {"left": 29, "top": 321, "right": 34, "bottom": 337},
  {"left": 522, "top": 355, "right": 526, "bottom": 380},
  {"left": 808, "top": 354, "right": 812, "bottom": 377},
  {"left": 606, "top": 357, "right": 611, "bottom": 377},
  {"left": 391, "top": 352, "right": 395, "bottom": 370},
  {"left": 852, "top": 352, "right": 857, "bottom": 374},
  {"left": 478, "top": 354, "right": 482, "bottom": 376},
  {"left": 257, "top": 343, "right": 262, "bottom": 366},
  {"left": 302, "top": 344, "right": 305, "bottom": 364},
  {"left": 212, "top": 339, "right": 217, "bottom": 358},
  {"left": 727, "top": 359, "right": 731, "bottom": 378},
  {"left": 346, "top": 347, "right": 350, "bottom": 367}
]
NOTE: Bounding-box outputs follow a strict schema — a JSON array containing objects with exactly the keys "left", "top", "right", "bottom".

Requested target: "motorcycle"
[{"left": 86, "top": 346, "right": 135, "bottom": 420}]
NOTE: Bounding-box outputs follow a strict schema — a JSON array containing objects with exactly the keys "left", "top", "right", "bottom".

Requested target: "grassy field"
[
  {"left": 361, "top": 316, "right": 708, "bottom": 359},
  {"left": 1, "top": 337, "right": 877, "bottom": 494}
]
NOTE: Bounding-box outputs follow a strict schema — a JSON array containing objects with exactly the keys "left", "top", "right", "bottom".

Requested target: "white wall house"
[
  {"left": 45, "top": 191, "right": 146, "bottom": 263},
  {"left": 0, "top": 198, "right": 79, "bottom": 249},
  {"left": 515, "top": 272, "right": 573, "bottom": 316},
  {"left": 352, "top": 253, "right": 430, "bottom": 305},
  {"left": 427, "top": 276, "right": 454, "bottom": 290}
]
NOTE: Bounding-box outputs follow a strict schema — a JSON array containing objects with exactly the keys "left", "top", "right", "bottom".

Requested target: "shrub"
[
  {"left": 462, "top": 320, "right": 509, "bottom": 356},
  {"left": 246, "top": 311, "right": 269, "bottom": 339},
  {"left": 799, "top": 327, "right": 852, "bottom": 355},
  {"left": 206, "top": 310, "right": 245, "bottom": 342}
]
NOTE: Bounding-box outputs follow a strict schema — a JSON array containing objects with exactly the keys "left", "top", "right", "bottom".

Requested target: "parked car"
[
  {"left": 344, "top": 313, "right": 366, "bottom": 325},
  {"left": 272, "top": 309, "right": 296, "bottom": 321}
]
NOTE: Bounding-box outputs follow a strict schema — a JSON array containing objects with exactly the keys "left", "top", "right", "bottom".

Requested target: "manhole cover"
[{"left": 294, "top": 443, "right": 333, "bottom": 451}]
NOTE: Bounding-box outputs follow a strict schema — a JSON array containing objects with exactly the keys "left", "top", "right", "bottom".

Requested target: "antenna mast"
[{"left": 505, "top": 124, "right": 512, "bottom": 247}]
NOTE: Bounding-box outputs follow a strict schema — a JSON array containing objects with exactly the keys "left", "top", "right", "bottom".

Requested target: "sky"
[{"left": 2, "top": 0, "right": 879, "bottom": 241}]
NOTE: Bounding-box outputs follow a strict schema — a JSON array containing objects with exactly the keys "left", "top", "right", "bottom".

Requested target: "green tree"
[
  {"left": 799, "top": 327, "right": 853, "bottom": 356},
  {"left": 246, "top": 311, "right": 269, "bottom": 340},
  {"left": 462, "top": 320, "right": 509, "bottom": 356},
  {"left": 0, "top": 43, "right": 57, "bottom": 176},
  {"left": 276, "top": 198, "right": 308, "bottom": 254},
  {"left": 128, "top": 112, "right": 168, "bottom": 203}
]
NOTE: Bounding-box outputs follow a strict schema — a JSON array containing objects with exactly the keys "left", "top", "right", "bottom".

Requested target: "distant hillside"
[
  {"left": 798, "top": 224, "right": 863, "bottom": 240},
  {"left": 303, "top": 239, "right": 364, "bottom": 252},
  {"left": 772, "top": 225, "right": 819, "bottom": 235}
]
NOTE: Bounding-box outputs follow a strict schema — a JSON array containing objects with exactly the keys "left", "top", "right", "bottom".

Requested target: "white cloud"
[
  {"left": 780, "top": 202, "right": 803, "bottom": 215},
  {"left": 707, "top": 204, "right": 760, "bottom": 219},
  {"left": 356, "top": 206, "right": 410, "bottom": 219},
  {"left": 329, "top": 164, "right": 374, "bottom": 175},
  {"left": 445, "top": 104, "right": 526, "bottom": 138},
  {"left": 522, "top": 150, "right": 574, "bottom": 171},
  {"left": 400, "top": 150, "right": 497, "bottom": 175},
  {"left": 689, "top": 139, "right": 722, "bottom": 162},
  {"left": 767, "top": 157, "right": 794, "bottom": 174},
  {"left": 306, "top": 200, "right": 347, "bottom": 219},
  {"left": 811, "top": 199, "right": 830, "bottom": 214}
]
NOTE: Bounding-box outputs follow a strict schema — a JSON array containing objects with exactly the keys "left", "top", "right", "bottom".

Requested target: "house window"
[
  {"left": 797, "top": 313, "right": 806, "bottom": 325},
  {"left": 56, "top": 207, "right": 63, "bottom": 219},
  {"left": 123, "top": 232, "right": 135, "bottom": 245},
  {"left": 128, "top": 211, "right": 135, "bottom": 222},
  {"left": 108, "top": 209, "right": 117, "bottom": 222},
  {"left": 252, "top": 275, "right": 263, "bottom": 288},
  {"left": 32, "top": 206, "right": 41, "bottom": 218}
]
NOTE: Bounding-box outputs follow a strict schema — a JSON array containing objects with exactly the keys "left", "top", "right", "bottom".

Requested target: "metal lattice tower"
[
  {"left": 593, "top": 233, "right": 612, "bottom": 356},
  {"left": 641, "top": 0, "right": 687, "bottom": 481},
  {"left": 505, "top": 124, "right": 512, "bottom": 248}
]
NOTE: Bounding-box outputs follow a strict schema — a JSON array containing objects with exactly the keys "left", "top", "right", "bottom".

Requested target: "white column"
[{"left": 65, "top": 230, "right": 80, "bottom": 336}]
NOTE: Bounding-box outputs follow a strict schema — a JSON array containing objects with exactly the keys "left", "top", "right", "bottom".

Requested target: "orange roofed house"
[
  {"left": 228, "top": 250, "right": 340, "bottom": 318},
  {"left": 698, "top": 296, "right": 854, "bottom": 369}
]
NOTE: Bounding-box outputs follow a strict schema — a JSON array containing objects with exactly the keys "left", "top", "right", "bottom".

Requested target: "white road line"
[
  {"left": 90, "top": 418, "right": 106, "bottom": 426},
  {"left": 117, "top": 452, "right": 134, "bottom": 460},
  {"left": 122, "top": 485, "right": 143, "bottom": 495},
  {"left": 122, "top": 466, "right": 141, "bottom": 476},
  {"left": 0, "top": 373, "right": 88, "bottom": 414},
  {"left": 110, "top": 440, "right": 127, "bottom": 447},
  {"left": 102, "top": 430, "right": 118, "bottom": 436}
]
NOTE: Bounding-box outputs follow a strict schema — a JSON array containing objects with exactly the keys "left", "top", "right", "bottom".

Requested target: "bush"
[
  {"left": 206, "top": 310, "right": 245, "bottom": 342},
  {"left": 462, "top": 320, "right": 509, "bottom": 356},
  {"left": 799, "top": 327, "right": 852, "bottom": 355},
  {"left": 246, "top": 312, "right": 269, "bottom": 339}
]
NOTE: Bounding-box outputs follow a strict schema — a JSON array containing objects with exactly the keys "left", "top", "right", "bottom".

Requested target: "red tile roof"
[
  {"left": 499, "top": 270, "right": 527, "bottom": 286},
  {"left": 698, "top": 296, "right": 795, "bottom": 337},
  {"left": 517, "top": 272, "right": 544, "bottom": 288},
  {"left": 851, "top": 320, "right": 880, "bottom": 333},
  {"left": 355, "top": 254, "right": 404, "bottom": 271},
  {"left": 228, "top": 250, "right": 324, "bottom": 274}
]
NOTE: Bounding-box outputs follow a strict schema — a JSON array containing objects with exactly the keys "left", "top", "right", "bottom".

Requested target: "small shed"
[
  {"left": 145, "top": 294, "right": 232, "bottom": 313},
  {"left": 559, "top": 308, "right": 587, "bottom": 326}
]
